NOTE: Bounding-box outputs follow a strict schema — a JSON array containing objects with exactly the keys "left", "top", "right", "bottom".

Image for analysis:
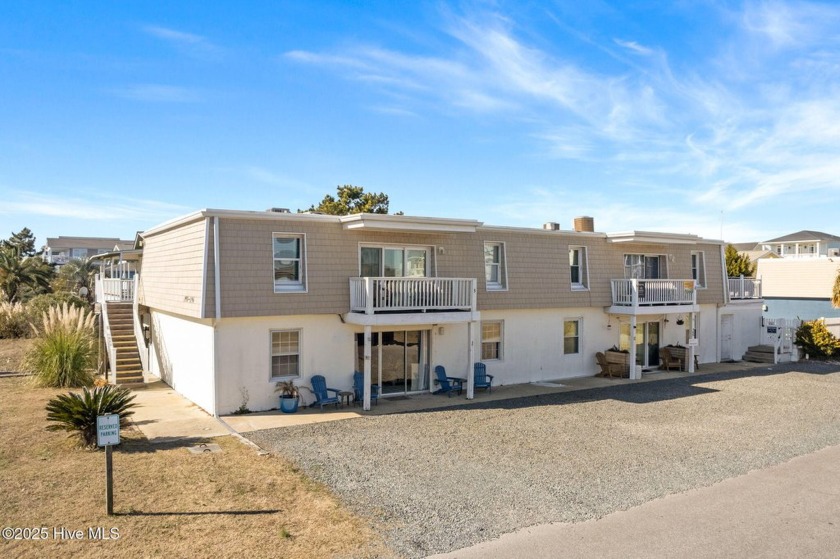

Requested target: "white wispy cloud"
[
  {"left": 243, "top": 166, "right": 320, "bottom": 193},
  {"left": 284, "top": 2, "right": 840, "bottom": 225},
  {"left": 142, "top": 25, "right": 223, "bottom": 59},
  {"left": 112, "top": 84, "right": 201, "bottom": 103},
  {"left": 0, "top": 191, "right": 190, "bottom": 223},
  {"left": 613, "top": 39, "right": 655, "bottom": 56}
]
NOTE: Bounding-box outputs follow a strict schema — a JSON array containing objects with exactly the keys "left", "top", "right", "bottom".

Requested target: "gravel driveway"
[{"left": 246, "top": 361, "right": 840, "bottom": 558}]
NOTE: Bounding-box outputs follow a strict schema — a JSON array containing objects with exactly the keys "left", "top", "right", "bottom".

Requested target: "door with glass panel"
[
  {"left": 355, "top": 329, "right": 430, "bottom": 395},
  {"left": 619, "top": 321, "right": 660, "bottom": 369}
]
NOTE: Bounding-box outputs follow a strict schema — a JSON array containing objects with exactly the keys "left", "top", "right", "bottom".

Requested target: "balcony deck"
[
  {"left": 728, "top": 277, "right": 762, "bottom": 300},
  {"left": 608, "top": 279, "right": 699, "bottom": 315},
  {"left": 346, "top": 277, "right": 479, "bottom": 325}
]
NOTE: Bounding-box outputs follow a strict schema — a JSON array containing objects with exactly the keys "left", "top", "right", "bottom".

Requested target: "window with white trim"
[
  {"left": 484, "top": 242, "right": 507, "bottom": 290},
  {"left": 691, "top": 251, "right": 706, "bottom": 288},
  {"left": 563, "top": 319, "right": 580, "bottom": 354},
  {"left": 481, "top": 321, "right": 503, "bottom": 360},
  {"left": 270, "top": 330, "right": 300, "bottom": 379},
  {"left": 273, "top": 234, "right": 305, "bottom": 292},
  {"left": 569, "top": 247, "right": 588, "bottom": 290}
]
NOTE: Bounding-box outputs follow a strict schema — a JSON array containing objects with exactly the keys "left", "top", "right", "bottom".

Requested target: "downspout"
[{"left": 212, "top": 216, "right": 222, "bottom": 417}]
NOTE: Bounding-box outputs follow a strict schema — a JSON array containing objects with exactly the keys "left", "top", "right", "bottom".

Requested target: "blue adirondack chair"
[
  {"left": 353, "top": 371, "right": 379, "bottom": 405},
  {"left": 473, "top": 362, "right": 494, "bottom": 393},
  {"left": 310, "top": 375, "right": 341, "bottom": 410},
  {"left": 433, "top": 365, "right": 463, "bottom": 397}
]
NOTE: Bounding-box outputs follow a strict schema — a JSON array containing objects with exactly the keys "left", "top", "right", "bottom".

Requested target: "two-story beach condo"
[{"left": 98, "top": 209, "right": 762, "bottom": 414}]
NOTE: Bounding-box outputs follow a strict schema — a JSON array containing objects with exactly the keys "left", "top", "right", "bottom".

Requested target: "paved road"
[{"left": 429, "top": 443, "right": 840, "bottom": 558}]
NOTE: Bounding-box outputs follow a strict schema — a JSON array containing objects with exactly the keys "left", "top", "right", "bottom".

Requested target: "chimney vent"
[
  {"left": 543, "top": 222, "right": 560, "bottom": 231},
  {"left": 573, "top": 216, "right": 594, "bottom": 232},
  {"left": 267, "top": 207, "right": 291, "bottom": 213}
]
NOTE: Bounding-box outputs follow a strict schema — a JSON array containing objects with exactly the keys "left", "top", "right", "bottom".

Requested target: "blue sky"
[{"left": 2, "top": 1, "right": 839, "bottom": 247}]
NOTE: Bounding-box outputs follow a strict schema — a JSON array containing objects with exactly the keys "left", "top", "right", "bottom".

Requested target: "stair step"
[
  {"left": 742, "top": 352, "right": 775, "bottom": 363},
  {"left": 117, "top": 354, "right": 140, "bottom": 366},
  {"left": 746, "top": 345, "right": 775, "bottom": 354}
]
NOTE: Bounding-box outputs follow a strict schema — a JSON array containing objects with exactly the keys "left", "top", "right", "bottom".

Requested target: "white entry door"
[{"left": 721, "top": 315, "right": 734, "bottom": 361}]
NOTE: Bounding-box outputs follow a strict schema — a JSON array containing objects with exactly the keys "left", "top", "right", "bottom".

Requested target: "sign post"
[{"left": 97, "top": 414, "right": 120, "bottom": 516}]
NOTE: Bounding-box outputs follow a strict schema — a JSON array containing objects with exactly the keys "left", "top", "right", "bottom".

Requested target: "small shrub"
[
  {"left": 45, "top": 385, "right": 137, "bottom": 449},
  {"left": 795, "top": 319, "right": 840, "bottom": 359},
  {"left": 0, "top": 301, "right": 29, "bottom": 338},
  {"left": 25, "top": 293, "right": 88, "bottom": 332},
  {"left": 26, "top": 303, "right": 97, "bottom": 387}
]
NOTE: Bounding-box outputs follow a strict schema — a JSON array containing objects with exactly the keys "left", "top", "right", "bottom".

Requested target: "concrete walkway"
[
  {"left": 429, "top": 443, "right": 840, "bottom": 559},
  {"left": 129, "top": 380, "right": 230, "bottom": 443}
]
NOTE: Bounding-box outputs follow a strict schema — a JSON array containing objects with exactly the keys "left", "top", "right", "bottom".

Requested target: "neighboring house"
[
  {"left": 757, "top": 257, "right": 840, "bottom": 321},
  {"left": 98, "top": 209, "right": 763, "bottom": 415},
  {"left": 43, "top": 236, "right": 135, "bottom": 266},
  {"left": 739, "top": 250, "right": 779, "bottom": 266},
  {"left": 759, "top": 230, "right": 840, "bottom": 259}
]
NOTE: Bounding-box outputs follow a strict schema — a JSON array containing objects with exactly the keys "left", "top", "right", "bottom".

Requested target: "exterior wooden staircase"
[
  {"left": 106, "top": 302, "right": 145, "bottom": 385},
  {"left": 742, "top": 345, "right": 776, "bottom": 364}
]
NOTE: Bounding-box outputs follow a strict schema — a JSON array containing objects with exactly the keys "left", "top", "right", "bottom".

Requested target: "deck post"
[
  {"left": 688, "top": 312, "right": 696, "bottom": 373},
  {"left": 363, "top": 325, "right": 372, "bottom": 411},
  {"left": 467, "top": 321, "right": 476, "bottom": 399},
  {"left": 630, "top": 315, "right": 639, "bottom": 379},
  {"left": 364, "top": 277, "right": 374, "bottom": 315}
]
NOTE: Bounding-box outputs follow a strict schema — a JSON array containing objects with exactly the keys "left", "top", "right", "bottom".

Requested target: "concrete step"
[
  {"left": 747, "top": 345, "right": 775, "bottom": 354},
  {"left": 743, "top": 351, "right": 775, "bottom": 363}
]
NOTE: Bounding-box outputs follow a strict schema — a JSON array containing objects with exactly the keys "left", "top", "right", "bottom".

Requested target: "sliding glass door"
[
  {"left": 356, "top": 329, "right": 430, "bottom": 394},
  {"left": 360, "top": 246, "right": 428, "bottom": 277}
]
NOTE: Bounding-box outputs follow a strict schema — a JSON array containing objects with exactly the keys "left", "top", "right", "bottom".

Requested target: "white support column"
[
  {"left": 467, "top": 321, "right": 476, "bottom": 399},
  {"left": 630, "top": 315, "right": 639, "bottom": 379},
  {"left": 688, "top": 312, "right": 696, "bottom": 373},
  {"left": 365, "top": 277, "right": 374, "bottom": 315},
  {"left": 363, "top": 325, "right": 372, "bottom": 411}
]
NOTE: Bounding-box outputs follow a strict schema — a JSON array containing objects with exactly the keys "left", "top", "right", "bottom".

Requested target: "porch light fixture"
[{"left": 676, "top": 316, "right": 685, "bottom": 326}]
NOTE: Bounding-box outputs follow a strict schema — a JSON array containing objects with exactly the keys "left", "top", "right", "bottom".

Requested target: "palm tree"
[
  {"left": 54, "top": 258, "right": 98, "bottom": 302},
  {"left": 0, "top": 247, "right": 54, "bottom": 302}
]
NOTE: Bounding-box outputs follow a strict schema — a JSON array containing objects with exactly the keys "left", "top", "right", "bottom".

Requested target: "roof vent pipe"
[
  {"left": 543, "top": 222, "right": 560, "bottom": 231},
  {"left": 573, "top": 216, "right": 594, "bottom": 232}
]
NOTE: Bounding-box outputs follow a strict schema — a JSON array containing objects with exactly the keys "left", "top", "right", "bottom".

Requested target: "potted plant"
[{"left": 275, "top": 380, "right": 299, "bottom": 413}]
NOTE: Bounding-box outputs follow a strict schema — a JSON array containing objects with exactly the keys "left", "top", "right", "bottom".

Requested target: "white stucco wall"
[
  {"left": 476, "top": 308, "right": 613, "bottom": 385},
  {"left": 214, "top": 314, "right": 354, "bottom": 414},
  {"left": 719, "top": 301, "right": 763, "bottom": 361},
  {"left": 155, "top": 302, "right": 758, "bottom": 415},
  {"left": 149, "top": 310, "right": 216, "bottom": 415}
]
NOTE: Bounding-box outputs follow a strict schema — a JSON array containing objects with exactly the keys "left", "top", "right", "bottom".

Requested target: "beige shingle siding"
[
  {"left": 138, "top": 218, "right": 207, "bottom": 318},
  {"left": 757, "top": 258, "right": 840, "bottom": 298},
  {"left": 176, "top": 215, "right": 727, "bottom": 318}
]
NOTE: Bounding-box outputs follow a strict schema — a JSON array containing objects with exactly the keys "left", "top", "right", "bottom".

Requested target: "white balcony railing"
[
  {"left": 350, "top": 277, "right": 477, "bottom": 314},
  {"left": 728, "top": 276, "right": 762, "bottom": 299},
  {"left": 611, "top": 279, "right": 697, "bottom": 308},
  {"left": 100, "top": 277, "right": 135, "bottom": 302}
]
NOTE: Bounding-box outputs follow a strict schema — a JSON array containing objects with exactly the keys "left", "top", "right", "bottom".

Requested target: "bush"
[
  {"left": 45, "top": 385, "right": 137, "bottom": 448},
  {"left": 795, "top": 319, "right": 840, "bottom": 359},
  {"left": 25, "top": 292, "right": 89, "bottom": 332},
  {"left": 26, "top": 303, "right": 97, "bottom": 387},
  {"left": 0, "top": 301, "right": 29, "bottom": 338}
]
